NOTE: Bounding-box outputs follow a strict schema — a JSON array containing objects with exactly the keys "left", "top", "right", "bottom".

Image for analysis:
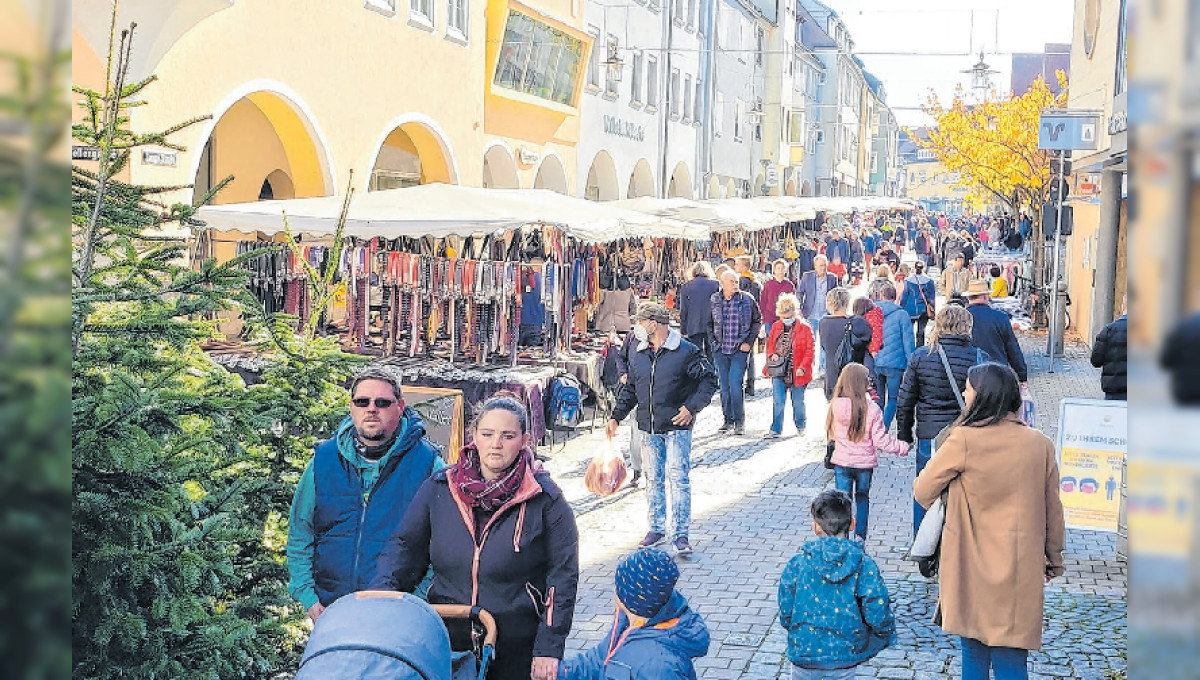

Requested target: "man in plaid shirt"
[{"left": 708, "top": 271, "right": 762, "bottom": 435}]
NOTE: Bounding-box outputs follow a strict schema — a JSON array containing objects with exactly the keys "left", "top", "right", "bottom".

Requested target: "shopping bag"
[
  {"left": 585, "top": 437, "right": 628, "bottom": 496},
  {"left": 1018, "top": 384, "right": 1036, "bottom": 428},
  {"left": 904, "top": 492, "right": 947, "bottom": 578}
]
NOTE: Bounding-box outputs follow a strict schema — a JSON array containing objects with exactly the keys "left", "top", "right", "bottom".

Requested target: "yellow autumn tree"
[{"left": 909, "top": 73, "right": 1069, "bottom": 218}]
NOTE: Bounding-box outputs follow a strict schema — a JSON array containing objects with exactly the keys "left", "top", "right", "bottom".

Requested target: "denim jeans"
[
  {"left": 834, "top": 466, "right": 873, "bottom": 540},
  {"left": 642, "top": 429, "right": 693, "bottom": 541},
  {"left": 771, "top": 377, "right": 807, "bottom": 434},
  {"left": 807, "top": 318, "right": 823, "bottom": 374},
  {"left": 876, "top": 366, "right": 904, "bottom": 430},
  {"left": 913, "top": 439, "right": 933, "bottom": 536},
  {"left": 791, "top": 665, "right": 856, "bottom": 680},
  {"left": 960, "top": 637, "right": 1029, "bottom": 680},
  {"left": 713, "top": 350, "right": 749, "bottom": 425},
  {"left": 623, "top": 413, "right": 642, "bottom": 472},
  {"left": 914, "top": 315, "right": 929, "bottom": 348}
]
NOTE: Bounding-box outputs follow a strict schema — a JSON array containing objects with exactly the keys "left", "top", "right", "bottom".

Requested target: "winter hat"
[{"left": 615, "top": 548, "right": 679, "bottom": 618}]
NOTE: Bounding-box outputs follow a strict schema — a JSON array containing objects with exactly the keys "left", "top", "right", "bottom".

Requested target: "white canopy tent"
[
  {"left": 613, "top": 197, "right": 741, "bottom": 235},
  {"left": 194, "top": 183, "right": 700, "bottom": 244}
]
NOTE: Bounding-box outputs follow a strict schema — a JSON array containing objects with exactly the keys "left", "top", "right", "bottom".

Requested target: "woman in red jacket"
[
  {"left": 373, "top": 394, "right": 580, "bottom": 680},
  {"left": 762, "top": 293, "right": 814, "bottom": 439}
]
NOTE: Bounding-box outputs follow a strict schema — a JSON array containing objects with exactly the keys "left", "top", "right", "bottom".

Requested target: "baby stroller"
[{"left": 295, "top": 591, "right": 497, "bottom": 680}]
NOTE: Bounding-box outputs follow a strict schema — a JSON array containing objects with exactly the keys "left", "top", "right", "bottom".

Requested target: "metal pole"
[{"left": 1046, "top": 149, "right": 1065, "bottom": 373}]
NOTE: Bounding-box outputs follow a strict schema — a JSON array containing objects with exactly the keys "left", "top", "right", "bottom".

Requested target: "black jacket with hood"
[{"left": 372, "top": 460, "right": 579, "bottom": 669}]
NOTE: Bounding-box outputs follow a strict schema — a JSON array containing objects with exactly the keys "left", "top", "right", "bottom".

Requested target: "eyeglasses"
[{"left": 351, "top": 398, "right": 396, "bottom": 409}]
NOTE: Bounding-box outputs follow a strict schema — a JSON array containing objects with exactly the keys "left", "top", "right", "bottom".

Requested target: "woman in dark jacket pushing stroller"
[{"left": 374, "top": 393, "right": 580, "bottom": 680}]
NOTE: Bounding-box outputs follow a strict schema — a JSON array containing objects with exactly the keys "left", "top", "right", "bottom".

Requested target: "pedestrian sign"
[{"left": 1056, "top": 398, "right": 1126, "bottom": 532}]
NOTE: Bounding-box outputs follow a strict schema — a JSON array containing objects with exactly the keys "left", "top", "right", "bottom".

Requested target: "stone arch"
[
  {"left": 533, "top": 153, "right": 569, "bottom": 194},
  {"left": 724, "top": 179, "right": 737, "bottom": 199},
  {"left": 667, "top": 162, "right": 694, "bottom": 199},
  {"left": 190, "top": 81, "right": 335, "bottom": 204},
  {"left": 259, "top": 169, "right": 295, "bottom": 200},
  {"left": 786, "top": 180, "right": 796, "bottom": 197},
  {"left": 584, "top": 151, "right": 619, "bottom": 201},
  {"left": 627, "top": 158, "right": 656, "bottom": 199},
  {"left": 801, "top": 180, "right": 813, "bottom": 196},
  {"left": 367, "top": 113, "right": 460, "bottom": 191},
  {"left": 482, "top": 142, "right": 520, "bottom": 189},
  {"left": 707, "top": 176, "right": 720, "bottom": 199}
]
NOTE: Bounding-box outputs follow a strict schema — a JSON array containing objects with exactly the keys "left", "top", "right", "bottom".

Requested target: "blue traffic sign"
[{"left": 1039, "top": 110, "right": 1102, "bottom": 151}]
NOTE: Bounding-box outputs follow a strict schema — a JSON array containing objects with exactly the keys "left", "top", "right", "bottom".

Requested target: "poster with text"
[{"left": 1056, "top": 398, "right": 1127, "bottom": 532}]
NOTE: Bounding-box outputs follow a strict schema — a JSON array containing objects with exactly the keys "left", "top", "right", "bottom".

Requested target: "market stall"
[{"left": 194, "top": 184, "right": 712, "bottom": 446}]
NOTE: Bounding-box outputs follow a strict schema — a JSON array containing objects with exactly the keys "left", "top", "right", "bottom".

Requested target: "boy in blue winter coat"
[
  {"left": 559, "top": 548, "right": 710, "bottom": 680},
  {"left": 778, "top": 490, "right": 895, "bottom": 680}
]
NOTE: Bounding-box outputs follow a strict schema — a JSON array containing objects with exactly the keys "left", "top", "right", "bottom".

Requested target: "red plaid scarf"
[{"left": 449, "top": 444, "right": 535, "bottom": 512}]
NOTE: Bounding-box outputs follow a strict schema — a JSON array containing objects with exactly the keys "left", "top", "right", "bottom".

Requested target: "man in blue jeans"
[
  {"left": 797, "top": 255, "right": 838, "bottom": 380},
  {"left": 708, "top": 271, "right": 762, "bottom": 435},
  {"left": 609, "top": 303, "right": 718, "bottom": 556},
  {"left": 871, "top": 283, "right": 914, "bottom": 429}
]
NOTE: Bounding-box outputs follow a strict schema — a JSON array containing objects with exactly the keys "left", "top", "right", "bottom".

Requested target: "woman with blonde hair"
[
  {"left": 895, "top": 305, "right": 990, "bottom": 535},
  {"left": 762, "top": 293, "right": 814, "bottom": 439},
  {"left": 826, "top": 363, "right": 910, "bottom": 541}
]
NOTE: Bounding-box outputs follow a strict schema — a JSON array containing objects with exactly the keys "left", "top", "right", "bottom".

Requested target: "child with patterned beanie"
[
  {"left": 558, "top": 548, "right": 710, "bottom": 679},
  {"left": 778, "top": 490, "right": 895, "bottom": 679}
]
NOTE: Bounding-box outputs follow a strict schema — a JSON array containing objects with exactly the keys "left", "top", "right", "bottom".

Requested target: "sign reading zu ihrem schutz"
[{"left": 1056, "top": 398, "right": 1127, "bottom": 532}]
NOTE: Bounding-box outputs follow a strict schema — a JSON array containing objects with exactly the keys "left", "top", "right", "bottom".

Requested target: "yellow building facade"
[
  {"left": 70, "top": 0, "right": 588, "bottom": 211},
  {"left": 481, "top": 0, "right": 591, "bottom": 194}
]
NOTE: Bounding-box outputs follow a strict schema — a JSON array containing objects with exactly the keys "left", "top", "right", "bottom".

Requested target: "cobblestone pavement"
[{"left": 544, "top": 333, "right": 1126, "bottom": 679}]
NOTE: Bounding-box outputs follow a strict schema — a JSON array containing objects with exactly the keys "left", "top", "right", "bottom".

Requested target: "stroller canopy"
[{"left": 296, "top": 591, "right": 451, "bottom": 680}]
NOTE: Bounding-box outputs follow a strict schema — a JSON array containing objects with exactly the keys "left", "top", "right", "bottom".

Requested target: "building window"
[
  {"left": 788, "top": 109, "right": 805, "bottom": 145},
  {"left": 586, "top": 29, "right": 601, "bottom": 90},
  {"left": 669, "top": 68, "right": 681, "bottom": 118},
  {"left": 694, "top": 78, "right": 703, "bottom": 123},
  {"left": 493, "top": 10, "right": 586, "bottom": 106},
  {"left": 366, "top": 0, "right": 397, "bottom": 13},
  {"left": 734, "top": 99, "right": 744, "bottom": 141},
  {"left": 753, "top": 98, "right": 762, "bottom": 141},
  {"left": 631, "top": 51, "right": 644, "bottom": 104},
  {"left": 447, "top": 0, "right": 468, "bottom": 38},
  {"left": 604, "top": 36, "right": 620, "bottom": 98},
  {"left": 682, "top": 74, "right": 693, "bottom": 122},
  {"left": 410, "top": 0, "right": 434, "bottom": 25},
  {"left": 673, "top": 0, "right": 684, "bottom": 25},
  {"left": 755, "top": 26, "right": 764, "bottom": 66},
  {"left": 646, "top": 55, "right": 659, "bottom": 108},
  {"left": 871, "top": 151, "right": 879, "bottom": 171}
]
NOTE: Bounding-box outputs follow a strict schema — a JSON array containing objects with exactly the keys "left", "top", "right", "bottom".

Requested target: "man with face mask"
[{"left": 608, "top": 304, "right": 718, "bottom": 556}]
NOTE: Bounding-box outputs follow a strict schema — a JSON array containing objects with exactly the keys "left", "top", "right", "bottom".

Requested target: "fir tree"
[{"left": 71, "top": 20, "right": 286, "bottom": 679}]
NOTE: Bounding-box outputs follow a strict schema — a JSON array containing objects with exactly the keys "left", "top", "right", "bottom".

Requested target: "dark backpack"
[{"left": 545, "top": 373, "right": 583, "bottom": 429}]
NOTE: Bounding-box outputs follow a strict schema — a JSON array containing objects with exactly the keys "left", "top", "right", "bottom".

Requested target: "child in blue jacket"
[
  {"left": 559, "top": 548, "right": 709, "bottom": 680},
  {"left": 778, "top": 490, "right": 895, "bottom": 679}
]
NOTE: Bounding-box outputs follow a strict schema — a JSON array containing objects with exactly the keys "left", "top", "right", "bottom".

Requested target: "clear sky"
[{"left": 821, "top": 0, "right": 1076, "bottom": 128}]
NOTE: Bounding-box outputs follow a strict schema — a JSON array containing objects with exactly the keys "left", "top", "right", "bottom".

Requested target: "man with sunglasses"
[{"left": 287, "top": 365, "right": 443, "bottom": 623}]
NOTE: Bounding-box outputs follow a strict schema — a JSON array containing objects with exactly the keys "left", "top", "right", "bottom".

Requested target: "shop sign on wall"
[
  {"left": 603, "top": 115, "right": 645, "bottom": 142},
  {"left": 1056, "top": 398, "right": 1126, "bottom": 531}
]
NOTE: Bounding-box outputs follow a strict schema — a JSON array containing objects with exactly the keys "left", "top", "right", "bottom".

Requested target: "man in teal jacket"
[{"left": 287, "top": 366, "right": 443, "bottom": 623}]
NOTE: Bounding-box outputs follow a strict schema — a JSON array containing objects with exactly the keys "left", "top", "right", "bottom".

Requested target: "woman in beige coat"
[{"left": 913, "top": 362, "right": 1065, "bottom": 680}]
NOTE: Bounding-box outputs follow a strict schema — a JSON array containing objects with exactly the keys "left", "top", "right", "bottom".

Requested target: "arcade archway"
[
  {"left": 584, "top": 151, "right": 619, "bottom": 201},
  {"left": 627, "top": 159, "right": 656, "bottom": 198}
]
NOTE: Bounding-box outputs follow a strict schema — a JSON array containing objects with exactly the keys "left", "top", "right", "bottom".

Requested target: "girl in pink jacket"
[{"left": 825, "top": 362, "right": 910, "bottom": 541}]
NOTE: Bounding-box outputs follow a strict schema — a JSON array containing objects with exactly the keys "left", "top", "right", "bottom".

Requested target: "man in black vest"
[{"left": 287, "top": 366, "right": 443, "bottom": 622}]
